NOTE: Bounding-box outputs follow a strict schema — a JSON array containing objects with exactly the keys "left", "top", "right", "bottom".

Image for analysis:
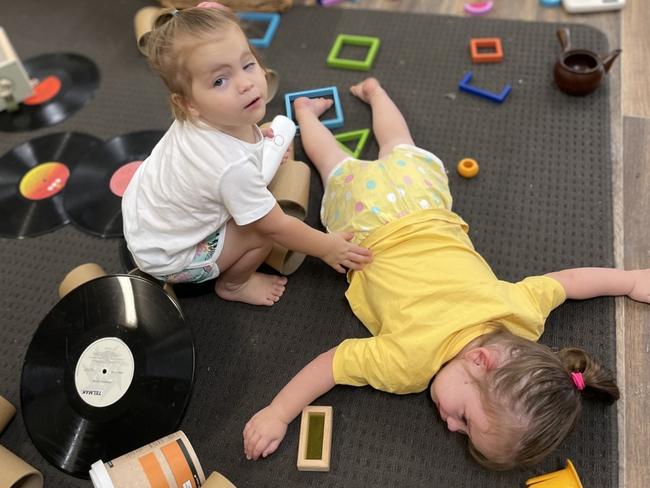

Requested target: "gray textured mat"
[{"left": 0, "top": 3, "right": 616, "bottom": 487}]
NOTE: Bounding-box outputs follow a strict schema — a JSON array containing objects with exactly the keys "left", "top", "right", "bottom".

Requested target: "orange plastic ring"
[{"left": 457, "top": 158, "right": 479, "bottom": 178}]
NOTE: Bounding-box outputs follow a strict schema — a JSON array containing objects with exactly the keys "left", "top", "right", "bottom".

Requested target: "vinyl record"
[
  {"left": 0, "top": 132, "right": 103, "bottom": 238},
  {"left": 64, "top": 130, "right": 164, "bottom": 238},
  {"left": 21, "top": 274, "right": 194, "bottom": 478},
  {"left": 0, "top": 53, "right": 100, "bottom": 132}
]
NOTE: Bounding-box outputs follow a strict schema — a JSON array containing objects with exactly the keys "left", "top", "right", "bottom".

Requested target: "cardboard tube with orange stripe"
[{"left": 89, "top": 431, "right": 205, "bottom": 488}]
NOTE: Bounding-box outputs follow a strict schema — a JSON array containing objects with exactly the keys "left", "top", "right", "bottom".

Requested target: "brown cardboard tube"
[
  {"left": 58, "top": 263, "right": 107, "bottom": 299},
  {"left": 0, "top": 396, "right": 16, "bottom": 434},
  {"left": 134, "top": 6, "right": 164, "bottom": 54},
  {"left": 0, "top": 445, "right": 43, "bottom": 488},
  {"left": 127, "top": 268, "right": 179, "bottom": 306},
  {"left": 265, "top": 69, "right": 278, "bottom": 103},
  {"left": 203, "top": 471, "right": 237, "bottom": 488},
  {"left": 268, "top": 160, "right": 310, "bottom": 221},
  {"left": 265, "top": 244, "right": 306, "bottom": 276}
]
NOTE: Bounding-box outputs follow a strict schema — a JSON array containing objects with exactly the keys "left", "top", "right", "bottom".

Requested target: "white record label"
[{"left": 74, "top": 337, "right": 135, "bottom": 407}]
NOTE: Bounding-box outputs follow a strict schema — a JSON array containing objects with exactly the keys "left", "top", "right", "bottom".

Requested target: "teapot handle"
[{"left": 557, "top": 27, "right": 571, "bottom": 53}]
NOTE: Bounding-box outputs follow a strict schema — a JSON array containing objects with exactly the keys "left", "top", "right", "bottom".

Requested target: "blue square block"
[
  {"left": 284, "top": 86, "right": 344, "bottom": 134},
  {"left": 238, "top": 12, "right": 280, "bottom": 48}
]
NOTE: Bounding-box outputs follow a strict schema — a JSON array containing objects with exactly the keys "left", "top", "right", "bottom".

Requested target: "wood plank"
[
  {"left": 622, "top": 0, "right": 650, "bottom": 118},
  {"left": 623, "top": 116, "right": 650, "bottom": 488}
]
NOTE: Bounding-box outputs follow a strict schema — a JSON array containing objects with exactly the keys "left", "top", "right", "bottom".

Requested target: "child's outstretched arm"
[
  {"left": 546, "top": 267, "right": 650, "bottom": 302},
  {"left": 243, "top": 347, "right": 336, "bottom": 460},
  {"left": 250, "top": 204, "right": 372, "bottom": 273}
]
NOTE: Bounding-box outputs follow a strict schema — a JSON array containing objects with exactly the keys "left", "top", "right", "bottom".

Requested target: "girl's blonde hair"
[
  {"left": 142, "top": 6, "right": 266, "bottom": 120},
  {"left": 468, "top": 324, "right": 619, "bottom": 470}
]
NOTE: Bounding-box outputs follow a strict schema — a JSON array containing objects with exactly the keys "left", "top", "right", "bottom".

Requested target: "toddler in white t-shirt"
[{"left": 121, "top": 3, "right": 371, "bottom": 306}]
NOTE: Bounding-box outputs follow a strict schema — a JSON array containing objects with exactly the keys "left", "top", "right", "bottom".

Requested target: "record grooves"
[
  {"left": 64, "top": 130, "right": 164, "bottom": 238},
  {"left": 21, "top": 275, "right": 194, "bottom": 478},
  {"left": 0, "top": 53, "right": 100, "bottom": 132},
  {"left": 0, "top": 132, "right": 102, "bottom": 238}
]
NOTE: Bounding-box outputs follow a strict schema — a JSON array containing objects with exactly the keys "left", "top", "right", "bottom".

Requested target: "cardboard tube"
[
  {"left": 265, "top": 243, "right": 306, "bottom": 276},
  {"left": 127, "top": 268, "right": 179, "bottom": 306},
  {"left": 0, "top": 396, "right": 16, "bottom": 434},
  {"left": 0, "top": 445, "right": 43, "bottom": 488},
  {"left": 134, "top": 6, "right": 164, "bottom": 54},
  {"left": 89, "top": 431, "right": 204, "bottom": 488},
  {"left": 265, "top": 69, "right": 278, "bottom": 103},
  {"left": 268, "top": 160, "right": 310, "bottom": 221},
  {"left": 203, "top": 471, "right": 237, "bottom": 488},
  {"left": 58, "top": 263, "right": 107, "bottom": 299}
]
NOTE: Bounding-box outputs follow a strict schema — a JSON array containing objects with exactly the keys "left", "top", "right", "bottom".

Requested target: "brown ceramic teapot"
[{"left": 553, "top": 27, "right": 621, "bottom": 96}]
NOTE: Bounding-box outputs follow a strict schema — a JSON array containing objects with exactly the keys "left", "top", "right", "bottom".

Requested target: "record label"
[
  {"left": 109, "top": 160, "right": 143, "bottom": 197},
  {"left": 19, "top": 162, "right": 70, "bottom": 200},
  {"left": 74, "top": 337, "right": 135, "bottom": 408},
  {"left": 23, "top": 76, "right": 62, "bottom": 105},
  {"left": 0, "top": 132, "right": 102, "bottom": 238}
]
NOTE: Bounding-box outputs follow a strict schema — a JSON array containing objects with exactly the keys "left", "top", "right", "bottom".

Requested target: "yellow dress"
[{"left": 321, "top": 145, "right": 566, "bottom": 394}]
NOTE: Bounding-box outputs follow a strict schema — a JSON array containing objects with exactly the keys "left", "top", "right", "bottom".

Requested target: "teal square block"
[{"left": 327, "top": 34, "right": 380, "bottom": 71}]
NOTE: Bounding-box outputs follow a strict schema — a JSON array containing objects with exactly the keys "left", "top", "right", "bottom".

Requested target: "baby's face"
[
  {"left": 429, "top": 352, "right": 498, "bottom": 460},
  {"left": 183, "top": 24, "right": 267, "bottom": 138}
]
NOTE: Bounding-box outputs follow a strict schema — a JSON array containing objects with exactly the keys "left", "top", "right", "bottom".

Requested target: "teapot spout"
[{"left": 602, "top": 49, "right": 622, "bottom": 72}]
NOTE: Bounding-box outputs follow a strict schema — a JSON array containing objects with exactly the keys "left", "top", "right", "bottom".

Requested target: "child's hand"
[
  {"left": 243, "top": 405, "right": 288, "bottom": 460},
  {"left": 260, "top": 128, "right": 292, "bottom": 163},
  {"left": 628, "top": 269, "right": 650, "bottom": 303},
  {"left": 323, "top": 232, "right": 373, "bottom": 273}
]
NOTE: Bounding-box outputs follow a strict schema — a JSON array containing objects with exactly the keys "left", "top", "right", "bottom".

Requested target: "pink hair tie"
[
  {"left": 196, "top": 1, "right": 228, "bottom": 9},
  {"left": 570, "top": 372, "right": 586, "bottom": 391}
]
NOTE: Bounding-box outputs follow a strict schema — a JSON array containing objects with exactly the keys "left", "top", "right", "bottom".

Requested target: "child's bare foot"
[
  {"left": 350, "top": 77, "right": 383, "bottom": 103},
  {"left": 293, "top": 96, "right": 333, "bottom": 118},
  {"left": 215, "top": 273, "right": 288, "bottom": 306}
]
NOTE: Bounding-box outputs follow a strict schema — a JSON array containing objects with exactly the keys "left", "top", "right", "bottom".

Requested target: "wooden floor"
[{"left": 297, "top": 1, "right": 650, "bottom": 486}]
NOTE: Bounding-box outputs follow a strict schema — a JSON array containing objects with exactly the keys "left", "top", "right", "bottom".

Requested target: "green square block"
[{"left": 327, "top": 34, "right": 380, "bottom": 71}]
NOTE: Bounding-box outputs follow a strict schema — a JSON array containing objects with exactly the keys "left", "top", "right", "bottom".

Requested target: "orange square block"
[{"left": 470, "top": 37, "right": 503, "bottom": 63}]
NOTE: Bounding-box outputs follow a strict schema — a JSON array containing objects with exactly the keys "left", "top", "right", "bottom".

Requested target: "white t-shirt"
[{"left": 122, "top": 119, "right": 276, "bottom": 275}]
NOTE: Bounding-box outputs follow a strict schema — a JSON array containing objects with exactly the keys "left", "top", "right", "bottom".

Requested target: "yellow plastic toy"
[
  {"left": 457, "top": 158, "right": 479, "bottom": 178},
  {"left": 525, "top": 459, "right": 584, "bottom": 488}
]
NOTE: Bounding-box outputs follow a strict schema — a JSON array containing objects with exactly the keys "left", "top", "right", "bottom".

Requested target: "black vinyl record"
[
  {"left": 0, "top": 132, "right": 102, "bottom": 238},
  {"left": 64, "top": 130, "right": 164, "bottom": 238},
  {"left": 21, "top": 274, "right": 194, "bottom": 478},
  {"left": 0, "top": 53, "right": 100, "bottom": 132}
]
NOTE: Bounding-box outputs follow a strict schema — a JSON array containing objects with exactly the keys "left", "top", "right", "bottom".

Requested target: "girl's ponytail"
[{"left": 558, "top": 347, "right": 619, "bottom": 403}]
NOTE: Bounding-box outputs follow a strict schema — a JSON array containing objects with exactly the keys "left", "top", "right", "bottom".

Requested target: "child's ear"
[
  {"left": 171, "top": 93, "right": 199, "bottom": 118},
  {"left": 465, "top": 347, "right": 499, "bottom": 371}
]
